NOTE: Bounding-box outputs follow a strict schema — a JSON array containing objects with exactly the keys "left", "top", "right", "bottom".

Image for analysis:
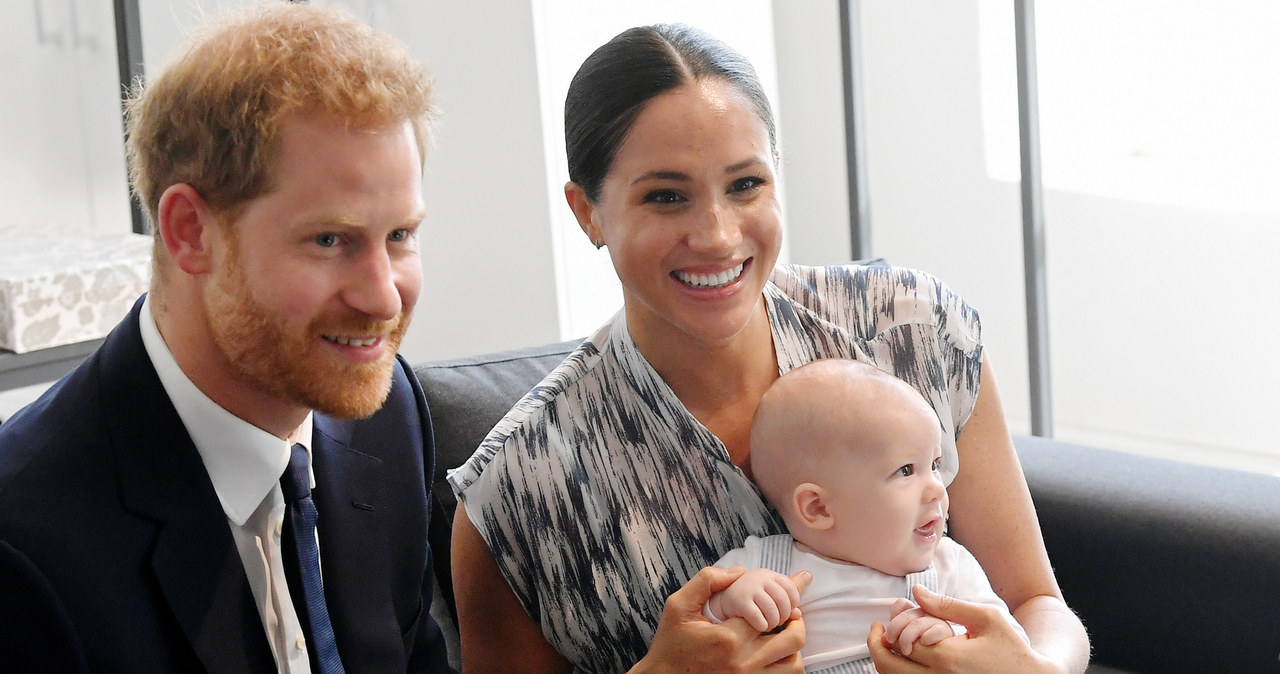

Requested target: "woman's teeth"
[{"left": 674, "top": 262, "right": 745, "bottom": 289}]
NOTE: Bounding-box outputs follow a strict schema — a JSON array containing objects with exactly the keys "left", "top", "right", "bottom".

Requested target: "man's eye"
[
  {"left": 643, "top": 190, "right": 684, "bottom": 205},
  {"left": 315, "top": 233, "right": 340, "bottom": 247},
  {"left": 388, "top": 229, "right": 409, "bottom": 242},
  {"left": 896, "top": 464, "right": 915, "bottom": 477}
]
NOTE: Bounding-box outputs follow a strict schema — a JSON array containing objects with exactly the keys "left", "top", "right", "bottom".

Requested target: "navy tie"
[{"left": 280, "top": 443, "right": 345, "bottom": 673}]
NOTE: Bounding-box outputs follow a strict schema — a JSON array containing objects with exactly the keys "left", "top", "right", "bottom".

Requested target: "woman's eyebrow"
[
  {"left": 629, "top": 158, "right": 769, "bottom": 186},
  {"left": 630, "top": 170, "right": 690, "bottom": 185},
  {"left": 724, "top": 158, "right": 767, "bottom": 174}
]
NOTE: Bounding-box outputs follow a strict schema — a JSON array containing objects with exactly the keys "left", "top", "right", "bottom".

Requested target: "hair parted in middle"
[{"left": 564, "top": 23, "right": 777, "bottom": 203}]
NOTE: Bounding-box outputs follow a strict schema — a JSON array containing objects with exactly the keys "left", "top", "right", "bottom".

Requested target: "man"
[{"left": 0, "top": 4, "right": 451, "bottom": 672}]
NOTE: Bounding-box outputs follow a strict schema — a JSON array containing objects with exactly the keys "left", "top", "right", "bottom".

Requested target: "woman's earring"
[{"left": 594, "top": 239, "right": 604, "bottom": 249}]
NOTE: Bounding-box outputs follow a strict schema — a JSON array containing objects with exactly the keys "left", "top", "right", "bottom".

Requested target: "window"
[
  {"left": 974, "top": 0, "right": 1280, "bottom": 472},
  {"left": 979, "top": 0, "right": 1280, "bottom": 217},
  {"left": 2, "top": 0, "right": 131, "bottom": 237}
]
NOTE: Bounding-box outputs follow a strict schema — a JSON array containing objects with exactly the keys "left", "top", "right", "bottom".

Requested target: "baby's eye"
[
  {"left": 896, "top": 464, "right": 915, "bottom": 477},
  {"left": 643, "top": 189, "right": 684, "bottom": 205},
  {"left": 314, "top": 233, "right": 340, "bottom": 248},
  {"left": 931, "top": 458, "right": 942, "bottom": 472}
]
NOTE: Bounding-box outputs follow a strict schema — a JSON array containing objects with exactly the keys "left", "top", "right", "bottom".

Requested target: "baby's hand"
[
  {"left": 884, "top": 596, "right": 957, "bottom": 655},
  {"left": 704, "top": 567, "right": 803, "bottom": 632}
]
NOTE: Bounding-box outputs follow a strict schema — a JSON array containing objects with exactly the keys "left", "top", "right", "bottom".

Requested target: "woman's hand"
[
  {"left": 867, "top": 586, "right": 1062, "bottom": 674},
  {"left": 882, "top": 594, "right": 958, "bottom": 656},
  {"left": 629, "top": 566, "right": 811, "bottom": 674},
  {"left": 705, "top": 567, "right": 805, "bottom": 632}
]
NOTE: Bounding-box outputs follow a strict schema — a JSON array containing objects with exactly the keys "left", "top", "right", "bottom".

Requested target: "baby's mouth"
[{"left": 914, "top": 516, "right": 942, "bottom": 539}]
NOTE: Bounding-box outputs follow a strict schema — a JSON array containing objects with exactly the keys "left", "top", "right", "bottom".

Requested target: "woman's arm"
[
  {"left": 451, "top": 506, "right": 570, "bottom": 673},
  {"left": 869, "top": 355, "right": 1089, "bottom": 674},
  {"left": 947, "top": 355, "right": 1089, "bottom": 671},
  {"left": 453, "top": 504, "right": 809, "bottom": 673}
]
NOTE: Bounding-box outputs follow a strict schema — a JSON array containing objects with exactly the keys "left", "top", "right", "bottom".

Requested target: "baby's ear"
[{"left": 793, "top": 483, "right": 834, "bottom": 531}]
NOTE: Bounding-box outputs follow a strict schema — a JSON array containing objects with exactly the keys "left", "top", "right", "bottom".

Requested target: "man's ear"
[
  {"left": 156, "top": 183, "right": 216, "bottom": 275},
  {"left": 564, "top": 181, "right": 603, "bottom": 247},
  {"left": 793, "top": 483, "right": 834, "bottom": 531}
]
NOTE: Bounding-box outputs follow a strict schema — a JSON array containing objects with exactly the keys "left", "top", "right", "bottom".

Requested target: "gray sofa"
[{"left": 415, "top": 340, "right": 1280, "bottom": 673}]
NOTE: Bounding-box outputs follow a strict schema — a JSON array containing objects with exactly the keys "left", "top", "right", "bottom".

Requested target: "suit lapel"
[
  {"left": 308, "top": 357, "right": 427, "bottom": 668},
  {"left": 101, "top": 298, "right": 274, "bottom": 673},
  {"left": 310, "top": 414, "right": 387, "bottom": 648},
  {"left": 148, "top": 501, "right": 275, "bottom": 673}
]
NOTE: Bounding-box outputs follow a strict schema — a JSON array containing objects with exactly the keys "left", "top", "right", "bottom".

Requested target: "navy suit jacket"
[{"left": 0, "top": 298, "right": 452, "bottom": 672}]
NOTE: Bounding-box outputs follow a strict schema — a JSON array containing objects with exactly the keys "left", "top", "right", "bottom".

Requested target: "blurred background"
[{"left": 3, "top": 0, "right": 1276, "bottom": 475}]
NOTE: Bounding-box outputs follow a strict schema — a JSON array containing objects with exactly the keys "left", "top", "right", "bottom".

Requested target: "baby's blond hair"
[{"left": 750, "top": 359, "right": 936, "bottom": 525}]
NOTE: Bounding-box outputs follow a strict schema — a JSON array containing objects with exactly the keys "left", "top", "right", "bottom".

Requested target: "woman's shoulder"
[
  {"left": 770, "top": 261, "right": 954, "bottom": 304},
  {"left": 769, "top": 262, "right": 978, "bottom": 342},
  {"left": 446, "top": 327, "right": 611, "bottom": 497}
]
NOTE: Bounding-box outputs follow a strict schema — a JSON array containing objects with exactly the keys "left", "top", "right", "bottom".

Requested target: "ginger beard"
[{"left": 204, "top": 234, "right": 409, "bottom": 420}]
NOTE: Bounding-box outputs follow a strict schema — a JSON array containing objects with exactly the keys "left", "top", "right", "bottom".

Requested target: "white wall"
[
  {"left": 381, "top": 1, "right": 563, "bottom": 361},
  {"left": 18, "top": 0, "right": 1275, "bottom": 473},
  {"left": 3, "top": 0, "right": 131, "bottom": 236},
  {"left": 770, "top": 0, "right": 853, "bottom": 267},
  {"left": 853, "top": 0, "right": 1280, "bottom": 474}
]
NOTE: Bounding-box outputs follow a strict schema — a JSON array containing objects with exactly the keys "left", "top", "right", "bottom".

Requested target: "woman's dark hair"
[{"left": 565, "top": 23, "right": 777, "bottom": 202}]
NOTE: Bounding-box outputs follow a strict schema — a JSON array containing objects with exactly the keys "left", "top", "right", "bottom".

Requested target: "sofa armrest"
[{"left": 1015, "top": 434, "right": 1280, "bottom": 672}]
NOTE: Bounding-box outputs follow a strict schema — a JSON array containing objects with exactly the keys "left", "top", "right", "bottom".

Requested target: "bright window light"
[{"left": 979, "top": 0, "right": 1280, "bottom": 217}]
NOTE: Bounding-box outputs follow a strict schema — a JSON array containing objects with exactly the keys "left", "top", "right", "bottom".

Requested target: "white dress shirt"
[{"left": 139, "top": 295, "right": 314, "bottom": 674}]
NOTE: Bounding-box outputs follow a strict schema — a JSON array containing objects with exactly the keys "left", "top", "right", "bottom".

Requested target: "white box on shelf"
[{"left": 0, "top": 232, "right": 152, "bottom": 354}]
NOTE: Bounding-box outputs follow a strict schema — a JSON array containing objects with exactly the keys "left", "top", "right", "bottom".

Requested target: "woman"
[{"left": 449, "top": 23, "right": 1089, "bottom": 674}]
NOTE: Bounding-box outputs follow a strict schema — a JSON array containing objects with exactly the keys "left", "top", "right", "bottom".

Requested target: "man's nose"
[{"left": 345, "top": 245, "right": 403, "bottom": 320}]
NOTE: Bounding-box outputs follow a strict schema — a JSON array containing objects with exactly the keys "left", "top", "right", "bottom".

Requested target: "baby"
[{"left": 706, "top": 359, "right": 1027, "bottom": 670}]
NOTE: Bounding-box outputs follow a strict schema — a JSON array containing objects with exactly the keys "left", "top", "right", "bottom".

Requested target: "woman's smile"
[{"left": 672, "top": 260, "right": 748, "bottom": 289}]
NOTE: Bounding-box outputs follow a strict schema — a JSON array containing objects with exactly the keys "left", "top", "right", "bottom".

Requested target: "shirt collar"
[{"left": 139, "top": 295, "right": 314, "bottom": 525}]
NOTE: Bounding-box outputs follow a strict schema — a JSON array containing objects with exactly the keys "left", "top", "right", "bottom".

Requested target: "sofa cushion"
[{"left": 1016, "top": 434, "right": 1280, "bottom": 672}]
